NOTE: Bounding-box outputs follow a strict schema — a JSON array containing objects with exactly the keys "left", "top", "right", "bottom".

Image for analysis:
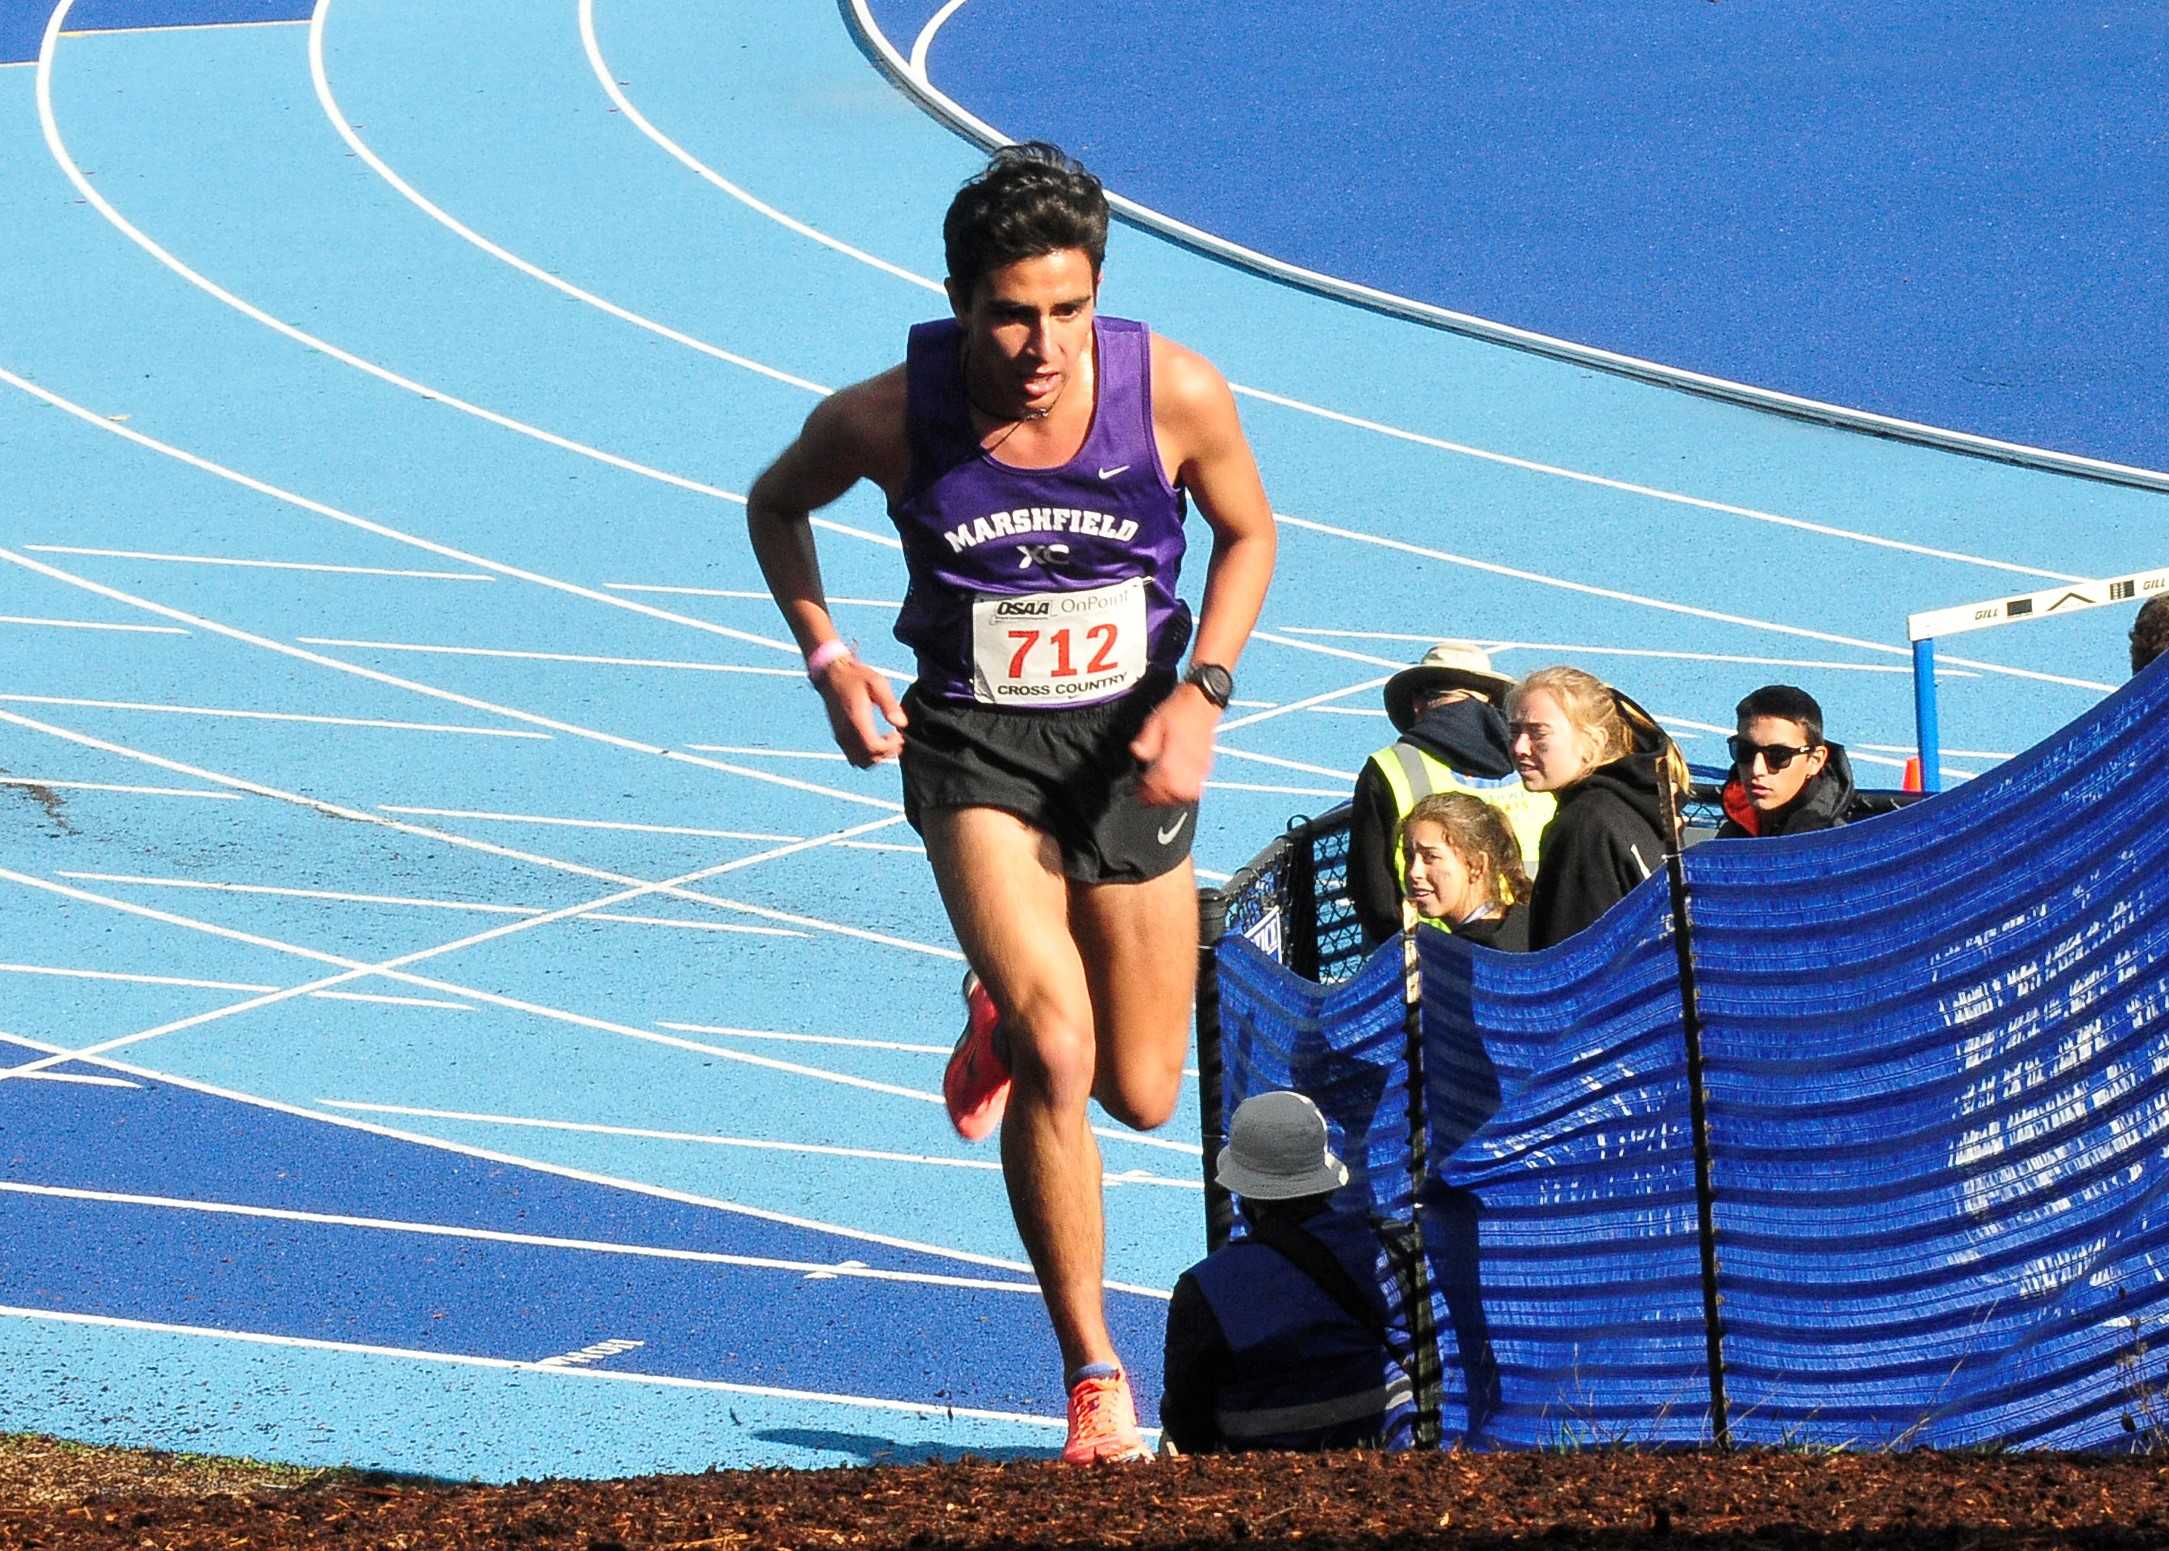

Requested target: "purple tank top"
[{"left": 889, "top": 315, "right": 1191, "bottom": 707}]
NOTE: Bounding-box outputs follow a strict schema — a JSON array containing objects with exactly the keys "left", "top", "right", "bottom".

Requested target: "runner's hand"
[
  {"left": 1130, "top": 684, "right": 1218, "bottom": 805},
  {"left": 816, "top": 658, "right": 908, "bottom": 766}
]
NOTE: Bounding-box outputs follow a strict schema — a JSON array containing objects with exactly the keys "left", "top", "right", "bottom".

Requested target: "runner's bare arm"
[
  {"left": 746, "top": 374, "right": 912, "bottom": 766},
  {"left": 1130, "top": 341, "right": 1278, "bottom": 806}
]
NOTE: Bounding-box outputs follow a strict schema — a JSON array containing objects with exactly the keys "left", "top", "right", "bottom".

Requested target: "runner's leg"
[
  {"left": 1069, "top": 858, "right": 1197, "bottom": 1131},
  {"left": 921, "top": 805, "right": 1118, "bottom": 1375}
]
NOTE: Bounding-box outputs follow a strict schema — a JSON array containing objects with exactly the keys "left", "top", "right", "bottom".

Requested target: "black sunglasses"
[{"left": 1728, "top": 735, "right": 1817, "bottom": 772}]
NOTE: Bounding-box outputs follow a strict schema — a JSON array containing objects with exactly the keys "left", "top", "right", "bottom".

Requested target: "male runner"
[{"left": 745, "top": 143, "right": 1276, "bottom": 1464}]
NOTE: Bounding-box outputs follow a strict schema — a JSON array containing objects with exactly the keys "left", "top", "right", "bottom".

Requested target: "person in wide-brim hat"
[{"left": 1383, "top": 641, "right": 1516, "bottom": 733}]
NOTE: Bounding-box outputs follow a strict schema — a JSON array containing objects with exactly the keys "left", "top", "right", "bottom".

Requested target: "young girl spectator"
[
  {"left": 1399, "top": 792, "right": 1531, "bottom": 952},
  {"left": 1506, "top": 667, "right": 1686, "bottom": 950}
]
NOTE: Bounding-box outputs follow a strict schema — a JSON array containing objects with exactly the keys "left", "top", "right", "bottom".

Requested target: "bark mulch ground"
[{"left": 5, "top": 1445, "right": 2169, "bottom": 1551}]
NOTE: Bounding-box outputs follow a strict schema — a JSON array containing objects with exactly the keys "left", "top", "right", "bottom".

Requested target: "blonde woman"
[
  {"left": 1505, "top": 667, "right": 1687, "bottom": 950},
  {"left": 1399, "top": 792, "right": 1531, "bottom": 952}
]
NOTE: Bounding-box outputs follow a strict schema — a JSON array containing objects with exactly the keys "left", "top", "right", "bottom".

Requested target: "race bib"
[{"left": 970, "top": 578, "right": 1148, "bottom": 706}]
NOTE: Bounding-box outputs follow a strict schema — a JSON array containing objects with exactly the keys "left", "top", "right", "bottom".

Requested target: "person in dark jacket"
[
  {"left": 2134, "top": 596, "right": 2169, "bottom": 677},
  {"left": 1348, "top": 643, "right": 1554, "bottom": 948},
  {"left": 1400, "top": 791, "right": 1531, "bottom": 952},
  {"left": 1161, "top": 1092, "right": 1417, "bottom": 1454},
  {"left": 1506, "top": 666, "right": 1686, "bottom": 951},
  {"left": 1715, "top": 685, "right": 1856, "bottom": 839}
]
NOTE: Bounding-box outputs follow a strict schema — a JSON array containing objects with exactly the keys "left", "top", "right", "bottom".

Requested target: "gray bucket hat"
[
  {"left": 1384, "top": 641, "right": 1514, "bottom": 732},
  {"left": 1215, "top": 1091, "right": 1349, "bottom": 1201}
]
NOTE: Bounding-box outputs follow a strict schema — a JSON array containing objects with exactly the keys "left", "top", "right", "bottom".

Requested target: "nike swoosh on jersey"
[{"left": 1097, "top": 464, "right": 1130, "bottom": 480}]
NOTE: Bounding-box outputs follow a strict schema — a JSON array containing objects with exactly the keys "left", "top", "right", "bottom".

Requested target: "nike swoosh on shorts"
[{"left": 1156, "top": 813, "right": 1189, "bottom": 845}]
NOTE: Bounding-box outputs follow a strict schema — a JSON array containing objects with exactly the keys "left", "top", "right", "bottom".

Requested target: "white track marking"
[
  {"left": 0, "top": 1181, "right": 1041, "bottom": 1293},
  {"left": 0, "top": 777, "right": 240, "bottom": 800},
  {"left": 0, "top": 814, "right": 911, "bottom": 1081},
  {"left": 57, "top": 871, "right": 542, "bottom": 916},
  {"left": 0, "top": 372, "right": 898, "bottom": 700},
  {"left": 0, "top": 960, "right": 464, "bottom": 1009},
  {"left": 377, "top": 806, "right": 796, "bottom": 843},
  {"left": 0, "top": 1069, "right": 139, "bottom": 1088},
  {"left": 579, "top": 913, "right": 803, "bottom": 938},
  {"left": 907, "top": 0, "right": 972, "bottom": 77},
  {"left": 61, "top": 19, "right": 305, "bottom": 40},
  {"left": 309, "top": 1, "right": 830, "bottom": 397},
  {"left": 0, "top": 1305, "right": 1087, "bottom": 1424},
  {"left": 3, "top": 704, "right": 953, "bottom": 960},
  {"left": 33, "top": 4, "right": 898, "bottom": 555},
  {"left": 683, "top": 744, "right": 853, "bottom": 761},
  {"left": 0, "top": 550, "right": 906, "bottom": 813},
  {"left": 847, "top": 0, "right": 2166, "bottom": 494},
  {"left": 0, "top": 692, "right": 551, "bottom": 739},
  {"left": 1201, "top": 778, "right": 1347, "bottom": 798},
  {"left": 1306, "top": 705, "right": 1390, "bottom": 718},
  {"left": 1287, "top": 628, "right": 1980, "bottom": 677},
  {"left": 321, "top": 1098, "right": 1004, "bottom": 1170},
  {"left": 657, "top": 1021, "right": 952, "bottom": 1056},
  {"left": 588, "top": 0, "right": 2129, "bottom": 564},
  {"left": 0, "top": 1024, "right": 1167, "bottom": 1292},
  {"left": 1210, "top": 745, "right": 1359, "bottom": 782},
  {"left": 1213, "top": 672, "right": 1393, "bottom": 734},
  {"left": 296, "top": 637, "right": 804, "bottom": 678},
  {"left": 0, "top": 614, "right": 185, "bottom": 634},
  {"left": 607, "top": 584, "right": 904, "bottom": 609},
  {"left": 1273, "top": 513, "right": 2119, "bottom": 693},
  {"left": 1855, "top": 741, "right": 2015, "bottom": 760},
  {"left": 22, "top": 544, "right": 493, "bottom": 580}
]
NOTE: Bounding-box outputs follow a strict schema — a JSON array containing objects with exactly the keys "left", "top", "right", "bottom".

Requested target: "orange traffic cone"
[{"left": 1902, "top": 756, "right": 1924, "bottom": 793}]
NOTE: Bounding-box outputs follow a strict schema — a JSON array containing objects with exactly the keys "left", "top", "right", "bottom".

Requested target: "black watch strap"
[{"left": 1184, "top": 661, "right": 1234, "bottom": 709}]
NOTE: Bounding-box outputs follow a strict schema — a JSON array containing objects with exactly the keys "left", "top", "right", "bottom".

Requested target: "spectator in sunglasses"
[
  {"left": 1506, "top": 666, "right": 1687, "bottom": 950},
  {"left": 1716, "top": 685, "right": 1855, "bottom": 839}
]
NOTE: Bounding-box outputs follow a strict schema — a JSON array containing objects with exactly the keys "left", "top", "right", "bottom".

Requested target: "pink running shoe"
[
  {"left": 942, "top": 971, "right": 1010, "bottom": 1142},
  {"left": 1062, "top": 1370, "right": 1150, "bottom": 1465}
]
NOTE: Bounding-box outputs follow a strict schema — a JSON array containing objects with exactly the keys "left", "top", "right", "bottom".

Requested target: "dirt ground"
[{"left": 5, "top": 1439, "right": 2169, "bottom": 1550}]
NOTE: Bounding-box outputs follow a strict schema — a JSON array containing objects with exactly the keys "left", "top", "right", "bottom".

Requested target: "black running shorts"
[{"left": 899, "top": 672, "right": 1199, "bottom": 884}]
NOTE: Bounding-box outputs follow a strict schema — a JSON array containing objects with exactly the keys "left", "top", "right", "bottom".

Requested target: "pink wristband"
[{"left": 804, "top": 638, "right": 853, "bottom": 683}]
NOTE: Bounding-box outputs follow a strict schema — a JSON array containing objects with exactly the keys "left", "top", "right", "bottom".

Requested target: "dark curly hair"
[
  {"left": 2133, "top": 596, "right": 2169, "bottom": 677},
  {"left": 942, "top": 142, "right": 1108, "bottom": 304}
]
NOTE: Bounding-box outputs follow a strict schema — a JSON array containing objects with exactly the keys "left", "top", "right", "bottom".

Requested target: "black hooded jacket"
[
  {"left": 1349, "top": 699, "right": 1520, "bottom": 947},
  {"left": 1526, "top": 743, "right": 1671, "bottom": 952},
  {"left": 1715, "top": 743, "right": 1858, "bottom": 839}
]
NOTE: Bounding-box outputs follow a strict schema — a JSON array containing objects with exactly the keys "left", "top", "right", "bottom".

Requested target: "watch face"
[{"left": 1190, "top": 663, "right": 1234, "bottom": 706}]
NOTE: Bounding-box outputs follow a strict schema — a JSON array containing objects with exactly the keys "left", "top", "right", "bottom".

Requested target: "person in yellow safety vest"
[{"left": 1347, "top": 642, "right": 1555, "bottom": 948}]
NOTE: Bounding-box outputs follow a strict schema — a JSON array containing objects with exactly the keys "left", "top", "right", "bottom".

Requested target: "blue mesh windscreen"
[{"left": 1209, "top": 658, "right": 2169, "bottom": 1451}]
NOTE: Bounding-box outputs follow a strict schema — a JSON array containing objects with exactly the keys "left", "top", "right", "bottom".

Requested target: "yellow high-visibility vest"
[{"left": 1370, "top": 742, "right": 1555, "bottom": 897}]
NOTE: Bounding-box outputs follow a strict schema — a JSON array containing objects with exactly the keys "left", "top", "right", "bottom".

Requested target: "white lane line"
[
  {"left": 1211, "top": 745, "right": 1359, "bottom": 782},
  {"left": 1306, "top": 705, "right": 1389, "bottom": 718},
  {"left": 0, "top": 1069, "right": 140, "bottom": 1088},
  {"left": 0, "top": 1025, "right": 1167, "bottom": 1293},
  {"left": 1203, "top": 778, "right": 1347, "bottom": 798},
  {"left": 0, "top": 867, "right": 1195, "bottom": 1158},
  {"left": 0, "top": 777, "right": 241, "bottom": 800},
  {"left": 0, "top": 692, "right": 553, "bottom": 739},
  {"left": 1273, "top": 514, "right": 2119, "bottom": 693},
  {"left": 33, "top": 2, "right": 898, "bottom": 555},
  {"left": 0, "top": 614, "right": 185, "bottom": 634},
  {"left": 0, "top": 1305, "right": 1084, "bottom": 1425},
  {"left": 1286, "top": 628, "right": 1981, "bottom": 678},
  {"left": 0, "top": 550, "right": 905, "bottom": 813},
  {"left": 1856, "top": 741, "right": 2015, "bottom": 760},
  {"left": 57, "top": 872, "right": 541, "bottom": 917},
  {"left": 378, "top": 805, "right": 797, "bottom": 843},
  {"left": 1, "top": 705, "right": 953, "bottom": 962},
  {"left": 0, "top": 373, "right": 897, "bottom": 696},
  {"left": 683, "top": 744, "right": 853, "bottom": 761},
  {"left": 581, "top": 913, "right": 803, "bottom": 939},
  {"left": 588, "top": 0, "right": 2111, "bottom": 572},
  {"left": 0, "top": 1181, "right": 1041, "bottom": 1294},
  {"left": 22, "top": 545, "right": 494, "bottom": 581},
  {"left": 296, "top": 637, "right": 803, "bottom": 678},
  {"left": 1214, "top": 672, "right": 1393, "bottom": 735},
  {"left": 907, "top": 0, "right": 972, "bottom": 77},
  {"left": 0, "top": 812, "right": 918, "bottom": 1080},
  {"left": 606, "top": 584, "right": 904, "bottom": 609},
  {"left": 309, "top": 1, "right": 829, "bottom": 398},
  {"left": 658, "top": 1021, "right": 951, "bottom": 1055},
  {"left": 60, "top": 19, "right": 306, "bottom": 40},
  {"left": 320, "top": 1098, "right": 1003, "bottom": 1170},
  {"left": 0, "top": 961, "right": 468, "bottom": 1010}
]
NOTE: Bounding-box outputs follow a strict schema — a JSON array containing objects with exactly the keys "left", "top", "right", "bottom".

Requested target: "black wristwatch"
[{"left": 1184, "top": 660, "right": 1235, "bottom": 710}]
